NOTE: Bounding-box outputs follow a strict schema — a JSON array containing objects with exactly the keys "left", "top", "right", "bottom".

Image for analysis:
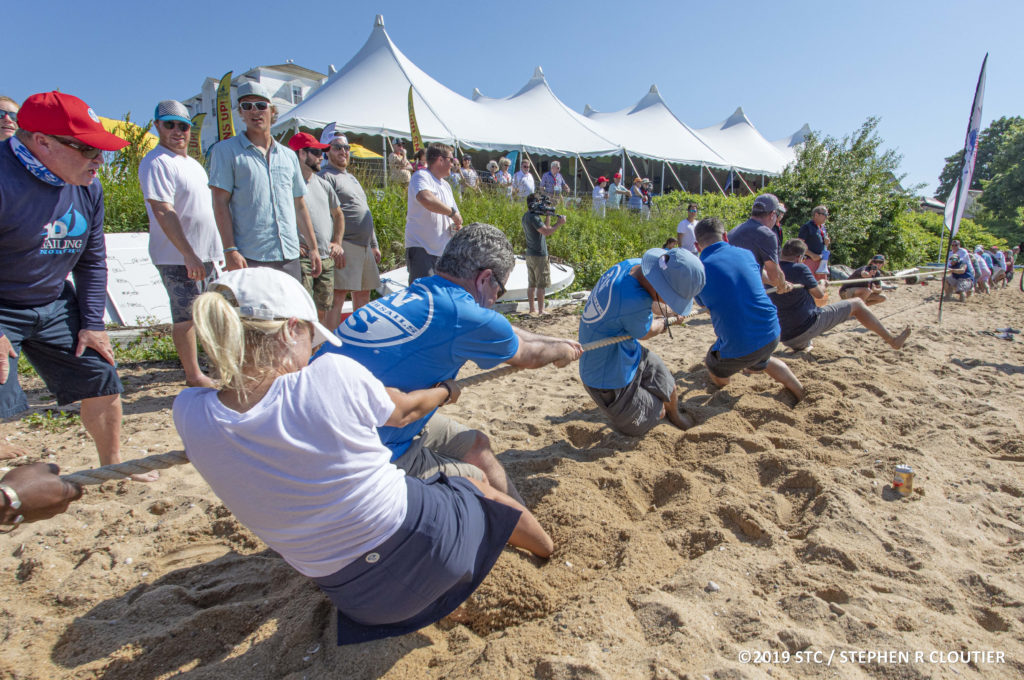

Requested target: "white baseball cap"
[{"left": 210, "top": 268, "right": 341, "bottom": 347}]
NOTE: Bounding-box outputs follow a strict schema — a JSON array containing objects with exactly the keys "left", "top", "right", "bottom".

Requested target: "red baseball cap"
[
  {"left": 288, "top": 132, "right": 330, "bottom": 152},
  {"left": 18, "top": 91, "right": 128, "bottom": 151},
  {"left": 613, "top": 172, "right": 621, "bottom": 179}
]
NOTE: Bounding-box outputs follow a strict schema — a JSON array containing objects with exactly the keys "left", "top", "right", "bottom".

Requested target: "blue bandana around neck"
[{"left": 9, "top": 136, "right": 66, "bottom": 187}]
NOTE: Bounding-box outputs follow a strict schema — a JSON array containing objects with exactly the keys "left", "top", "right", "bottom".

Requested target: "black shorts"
[{"left": 705, "top": 337, "right": 779, "bottom": 378}]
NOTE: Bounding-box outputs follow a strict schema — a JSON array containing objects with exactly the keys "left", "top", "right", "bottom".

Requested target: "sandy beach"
[{"left": 1, "top": 278, "right": 1022, "bottom": 680}]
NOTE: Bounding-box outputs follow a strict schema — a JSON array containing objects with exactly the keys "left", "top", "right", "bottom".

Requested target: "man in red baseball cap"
[
  {"left": 608, "top": 172, "right": 629, "bottom": 211},
  {"left": 0, "top": 92, "right": 154, "bottom": 479},
  {"left": 288, "top": 132, "right": 344, "bottom": 322}
]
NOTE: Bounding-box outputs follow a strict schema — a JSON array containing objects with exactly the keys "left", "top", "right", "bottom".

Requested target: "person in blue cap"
[{"left": 578, "top": 247, "right": 705, "bottom": 435}]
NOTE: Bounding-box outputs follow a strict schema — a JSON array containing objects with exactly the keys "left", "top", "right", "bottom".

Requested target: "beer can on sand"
[{"left": 893, "top": 465, "right": 914, "bottom": 495}]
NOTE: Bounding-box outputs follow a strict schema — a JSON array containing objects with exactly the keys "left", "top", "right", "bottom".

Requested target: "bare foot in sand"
[
  {"left": 890, "top": 327, "right": 912, "bottom": 350},
  {"left": 0, "top": 441, "right": 27, "bottom": 460},
  {"left": 130, "top": 470, "right": 161, "bottom": 483}
]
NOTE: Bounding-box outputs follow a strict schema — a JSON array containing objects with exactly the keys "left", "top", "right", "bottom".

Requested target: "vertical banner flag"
[
  {"left": 943, "top": 54, "right": 988, "bottom": 238},
  {"left": 216, "top": 72, "right": 235, "bottom": 142},
  {"left": 407, "top": 86, "right": 424, "bottom": 153},
  {"left": 187, "top": 113, "right": 205, "bottom": 161}
]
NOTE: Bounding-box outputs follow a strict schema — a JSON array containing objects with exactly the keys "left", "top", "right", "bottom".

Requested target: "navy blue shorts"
[
  {"left": 314, "top": 473, "right": 521, "bottom": 645},
  {"left": 0, "top": 283, "right": 123, "bottom": 418}
]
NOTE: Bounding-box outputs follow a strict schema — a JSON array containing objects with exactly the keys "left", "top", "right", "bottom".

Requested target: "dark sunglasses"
[
  {"left": 330, "top": 144, "right": 351, "bottom": 152},
  {"left": 481, "top": 269, "right": 506, "bottom": 298},
  {"left": 48, "top": 135, "right": 102, "bottom": 160},
  {"left": 0, "top": 110, "right": 16, "bottom": 123},
  {"left": 239, "top": 101, "right": 270, "bottom": 111},
  {"left": 303, "top": 147, "right": 324, "bottom": 157},
  {"left": 159, "top": 120, "right": 191, "bottom": 132}
]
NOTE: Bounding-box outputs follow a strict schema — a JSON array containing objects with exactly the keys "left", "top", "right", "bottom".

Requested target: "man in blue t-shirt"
[
  {"left": 317, "top": 224, "right": 581, "bottom": 504},
  {"left": 0, "top": 92, "right": 157, "bottom": 478},
  {"left": 771, "top": 239, "right": 910, "bottom": 352},
  {"left": 694, "top": 218, "right": 804, "bottom": 402},
  {"left": 578, "top": 248, "right": 705, "bottom": 435}
]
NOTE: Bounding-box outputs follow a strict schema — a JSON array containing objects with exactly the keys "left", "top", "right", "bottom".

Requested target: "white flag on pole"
[{"left": 944, "top": 55, "right": 988, "bottom": 237}]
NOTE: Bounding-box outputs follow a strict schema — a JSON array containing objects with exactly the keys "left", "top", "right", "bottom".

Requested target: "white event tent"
[{"left": 274, "top": 14, "right": 808, "bottom": 185}]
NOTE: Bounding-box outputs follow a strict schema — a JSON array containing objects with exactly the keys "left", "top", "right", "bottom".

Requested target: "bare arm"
[
  {"left": 294, "top": 197, "right": 321, "bottom": 277},
  {"left": 416, "top": 189, "right": 462, "bottom": 229},
  {"left": 328, "top": 205, "right": 345, "bottom": 268},
  {"left": 147, "top": 200, "right": 205, "bottom": 279},
  {"left": 211, "top": 186, "right": 246, "bottom": 270},
  {"left": 383, "top": 381, "right": 460, "bottom": 428},
  {"left": 764, "top": 260, "right": 792, "bottom": 293},
  {"left": 506, "top": 328, "right": 582, "bottom": 369},
  {"left": 537, "top": 215, "right": 565, "bottom": 237}
]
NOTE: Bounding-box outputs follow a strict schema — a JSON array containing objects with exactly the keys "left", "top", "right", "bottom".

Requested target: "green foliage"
[
  {"left": 113, "top": 328, "right": 179, "bottom": 364},
  {"left": 894, "top": 211, "right": 1006, "bottom": 265},
  {"left": 979, "top": 123, "right": 1024, "bottom": 221},
  {"left": 99, "top": 113, "right": 153, "bottom": 234},
  {"left": 936, "top": 116, "right": 1024, "bottom": 198},
  {"left": 21, "top": 409, "right": 81, "bottom": 433},
  {"left": 768, "top": 118, "right": 921, "bottom": 268}
]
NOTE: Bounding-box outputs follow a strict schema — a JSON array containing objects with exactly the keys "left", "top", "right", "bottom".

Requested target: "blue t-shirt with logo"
[
  {"left": 0, "top": 140, "right": 107, "bottom": 329},
  {"left": 578, "top": 259, "right": 653, "bottom": 389},
  {"left": 315, "top": 276, "right": 519, "bottom": 460},
  {"left": 696, "top": 242, "right": 780, "bottom": 358}
]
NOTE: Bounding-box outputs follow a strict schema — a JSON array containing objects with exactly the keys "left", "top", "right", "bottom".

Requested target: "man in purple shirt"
[{"left": 0, "top": 92, "right": 155, "bottom": 479}]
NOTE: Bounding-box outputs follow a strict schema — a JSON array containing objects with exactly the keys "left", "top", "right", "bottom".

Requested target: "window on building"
[{"left": 291, "top": 85, "right": 303, "bottom": 104}]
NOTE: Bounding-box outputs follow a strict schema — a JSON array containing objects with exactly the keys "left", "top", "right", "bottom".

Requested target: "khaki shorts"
[
  {"left": 392, "top": 414, "right": 484, "bottom": 482},
  {"left": 526, "top": 255, "right": 551, "bottom": 289},
  {"left": 334, "top": 242, "right": 382, "bottom": 291},
  {"left": 300, "top": 257, "right": 334, "bottom": 312}
]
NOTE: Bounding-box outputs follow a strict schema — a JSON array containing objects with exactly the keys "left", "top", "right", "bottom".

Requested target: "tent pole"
[
  {"left": 382, "top": 132, "right": 388, "bottom": 190},
  {"left": 699, "top": 165, "right": 704, "bottom": 195},
  {"left": 621, "top": 149, "right": 626, "bottom": 183},
  {"left": 665, "top": 162, "right": 684, "bottom": 192},
  {"left": 576, "top": 154, "right": 595, "bottom": 189},
  {"left": 735, "top": 169, "right": 754, "bottom": 195},
  {"left": 660, "top": 162, "right": 665, "bottom": 195},
  {"left": 573, "top": 156, "right": 577, "bottom": 198},
  {"left": 706, "top": 167, "right": 725, "bottom": 195}
]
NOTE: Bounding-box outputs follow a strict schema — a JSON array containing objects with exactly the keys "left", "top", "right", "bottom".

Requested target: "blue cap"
[
  {"left": 641, "top": 248, "right": 705, "bottom": 316},
  {"left": 154, "top": 100, "right": 193, "bottom": 125}
]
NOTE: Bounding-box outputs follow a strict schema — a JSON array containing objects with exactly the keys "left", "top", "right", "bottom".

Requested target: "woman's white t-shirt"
[{"left": 173, "top": 354, "right": 407, "bottom": 578}]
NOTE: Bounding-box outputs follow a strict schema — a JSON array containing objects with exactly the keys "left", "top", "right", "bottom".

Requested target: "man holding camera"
[
  {"left": 522, "top": 193, "right": 565, "bottom": 315},
  {"left": 839, "top": 254, "right": 888, "bottom": 305}
]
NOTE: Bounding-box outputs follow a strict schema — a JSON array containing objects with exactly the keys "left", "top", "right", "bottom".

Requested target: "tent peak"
[
  {"left": 583, "top": 104, "right": 596, "bottom": 115},
  {"left": 472, "top": 87, "right": 483, "bottom": 100},
  {"left": 648, "top": 84, "right": 660, "bottom": 95},
  {"left": 722, "top": 107, "right": 752, "bottom": 128},
  {"left": 533, "top": 66, "right": 545, "bottom": 79},
  {"left": 374, "top": 14, "right": 384, "bottom": 27}
]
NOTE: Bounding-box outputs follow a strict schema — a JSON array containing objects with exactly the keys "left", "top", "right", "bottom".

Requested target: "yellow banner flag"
[
  {"left": 216, "top": 72, "right": 235, "bottom": 141},
  {"left": 187, "top": 113, "right": 206, "bottom": 161},
  {"left": 408, "top": 85, "right": 423, "bottom": 153}
]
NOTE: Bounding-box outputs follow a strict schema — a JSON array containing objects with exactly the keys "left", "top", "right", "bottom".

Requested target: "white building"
[{"left": 183, "top": 61, "right": 330, "bottom": 151}]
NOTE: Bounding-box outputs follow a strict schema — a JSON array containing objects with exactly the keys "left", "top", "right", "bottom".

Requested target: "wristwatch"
[
  {"left": 449, "top": 206, "right": 456, "bottom": 217},
  {"left": 0, "top": 483, "right": 24, "bottom": 525}
]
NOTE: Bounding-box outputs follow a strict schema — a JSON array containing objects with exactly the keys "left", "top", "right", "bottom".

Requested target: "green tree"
[
  {"left": 935, "top": 116, "right": 1024, "bottom": 198},
  {"left": 979, "top": 124, "right": 1024, "bottom": 221},
  {"left": 98, "top": 112, "right": 153, "bottom": 233},
  {"left": 769, "top": 117, "right": 920, "bottom": 267}
]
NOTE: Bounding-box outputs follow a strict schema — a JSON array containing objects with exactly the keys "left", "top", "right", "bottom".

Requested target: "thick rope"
[{"left": 62, "top": 450, "right": 189, "bottom": 487}]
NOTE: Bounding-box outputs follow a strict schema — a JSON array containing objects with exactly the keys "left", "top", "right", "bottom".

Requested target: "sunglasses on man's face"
[
  {"left": 304, "top": 147, "right": 324, "bottom": 157},
  {"left": 48, "top": 135, "right": 103, "bottom": 160},
  {"left": 239, "top": 101, "right": 270, "bottom": 111},
  {"left": 331, "top": 144, "right": 351, "bottom": 152},
  {"left": 0, "top": 110, "right": 16, "bottom": 123},
  {"left": 159, "top": 120, "right": 191, "bottom": 132}
]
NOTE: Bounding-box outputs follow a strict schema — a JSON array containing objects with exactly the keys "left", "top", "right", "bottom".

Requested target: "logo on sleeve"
[
  {"left": 338, "top": 286, "right": 433, "bottom": 347},
  {"left": 40, "top": 207, "right": 89, "bottom": 254},
  {"left": 581, "top": 262, "right": 623, "bottom": 325}
]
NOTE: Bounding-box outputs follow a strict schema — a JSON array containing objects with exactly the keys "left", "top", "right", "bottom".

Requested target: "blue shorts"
[
  {"left": 314, "top": 473, "right": 521, "bottom": 645},
  {"left": 0, "top": 283, "right": 123, "bottom": 418}
]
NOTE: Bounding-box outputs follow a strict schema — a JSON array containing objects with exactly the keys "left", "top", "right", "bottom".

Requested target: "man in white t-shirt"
[
  {"left": 405, "top": 143, "right": 462, "bottom": 283},
  {"left": 139, "top": 100, "right": 223, "bottom": 387},
  {"left": 512, "top": 159, "right": 536, "bottom": 199},
  {"left": 676, "top": 202, "right": 700, "bottom": 254}
]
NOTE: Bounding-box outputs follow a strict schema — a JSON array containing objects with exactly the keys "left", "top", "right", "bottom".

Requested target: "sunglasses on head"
[
  {"left": 239, "top": 101, "right": 270, "bottom": 111},
  {"left": 0, "top": 110, "right": 16, "bottom": 123},
  {"left": 159, "top": 120, "right": 191, "bottom": 132},
  {"left": 48, "top": 135, "right": 102, "bottom": 160}
]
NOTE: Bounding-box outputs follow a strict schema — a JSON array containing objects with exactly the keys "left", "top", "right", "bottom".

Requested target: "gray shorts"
[
  {"left": 334, "top": 242, "right": 382, "bottom": 291},
  {"left": 245, "top": 257, "right": 302, "bottom": 283},
  {"left": 782, "top": 300, "right": 855, "bottom": 350},
  {"left": 156, "top": 262, "right": 217, "bottom": 323},
  {"left": 705, "top": 337, "right": 778, "bottom": 378},
  {"left": 392, "top": 414, "right": 485, "bottom": 481},
  {"left": 584, "top": 346, "right": 675, "bottom": 436},
  {"left": 406, "top": 247, "right": 439, "bottom": 284}
]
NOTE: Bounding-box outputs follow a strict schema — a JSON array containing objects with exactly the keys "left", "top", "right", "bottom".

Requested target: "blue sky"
[{"left": 7, "top": 0, "right": 1019, "bottom": 196}]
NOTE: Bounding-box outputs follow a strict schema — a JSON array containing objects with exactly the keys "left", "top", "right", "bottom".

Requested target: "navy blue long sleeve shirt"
[{"left": 0, "top": 141, "right": 108, "bottom": 329}]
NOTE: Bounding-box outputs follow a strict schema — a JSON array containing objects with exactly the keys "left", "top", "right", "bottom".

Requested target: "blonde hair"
[
  {"left": 0, "top": 96, "right": 17, "bottom": 110},
  {"left": 191, "top": 290, "right": 296, "bottom": 396}
]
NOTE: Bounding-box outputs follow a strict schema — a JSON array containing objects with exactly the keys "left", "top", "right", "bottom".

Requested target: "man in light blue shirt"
[{"left": 209, "top": 81, "right": 320, "bottom": 282}]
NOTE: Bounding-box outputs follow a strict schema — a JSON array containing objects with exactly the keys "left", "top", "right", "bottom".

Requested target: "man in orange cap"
[{"left": 0, "top": 92, "right": 156, "bottom": 479}]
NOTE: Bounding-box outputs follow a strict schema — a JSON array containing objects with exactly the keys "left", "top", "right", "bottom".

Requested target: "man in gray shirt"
[
  {"left": 289, "top": 132, "right": 344, "bottom": 322},
  {"left": 318, "top": 132, "right": 382, "bottom": 329},
  {"left": 727, "top": 193, "right": 791, "bottom": 294}
]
